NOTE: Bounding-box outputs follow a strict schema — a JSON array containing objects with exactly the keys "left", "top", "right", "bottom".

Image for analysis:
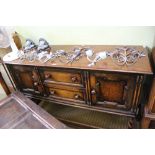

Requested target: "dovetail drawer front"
[
  {"left": 44, "top": 82, "right": 84, "bottom": 91},
  {"left": 38, "top": 68, "right": 87, "bottom": 104},
  {"left": 40, "top": 68, "right": 84, "bottom": 86},
  {"left": 47, "top": 87, "right": 85, "bottom": 103}
]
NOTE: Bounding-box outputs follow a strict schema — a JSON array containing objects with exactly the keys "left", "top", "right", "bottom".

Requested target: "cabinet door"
[
  {"left": 9, "top": 65, "right": 44, "bottom": 95},
  {"left": 90, "top": 72, "right": 136, "bottom": 111}
]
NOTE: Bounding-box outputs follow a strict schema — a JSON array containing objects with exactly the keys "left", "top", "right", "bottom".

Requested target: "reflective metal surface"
[
  {"left": 18, "top": 42, "right": 146, "bottom": 66},
  {"left": 108, "top": 47, "right": 146, "bottom": 66}
]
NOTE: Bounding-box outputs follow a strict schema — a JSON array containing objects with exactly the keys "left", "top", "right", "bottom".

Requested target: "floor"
[{"left": 39, "top": 101, "right": 140, "bottom": 129}]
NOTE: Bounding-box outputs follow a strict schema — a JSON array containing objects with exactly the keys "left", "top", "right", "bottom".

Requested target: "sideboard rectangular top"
[{"left": 4, "top": 45, "right": 153, "bottom": 75}]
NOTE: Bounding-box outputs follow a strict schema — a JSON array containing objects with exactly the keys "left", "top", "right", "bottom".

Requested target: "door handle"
[
  {"left": 96, "top": 81, "right": 100, "bottom": 88},
  {"left": 34, "top": 82, "right": 38, "bottom": 86}
]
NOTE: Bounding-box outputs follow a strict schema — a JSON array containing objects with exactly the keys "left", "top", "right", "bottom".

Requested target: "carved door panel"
[
  {"left": 9, "top": 65, "right": 44, "bottom": 96},
  {"left": 90, "top": 72, "right": 136, "bottom": 111}
]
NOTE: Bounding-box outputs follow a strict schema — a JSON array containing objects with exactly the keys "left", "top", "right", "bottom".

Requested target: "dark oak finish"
[
  {"left": 90, "top": 72, "right": 136, "bottom": 111},
  {"left": 10, "top": 65, "right": 44, "bottom": 95},
  {"left": 5, "top": 45, "right": 152, "bottom": 74},
  {"left": 141, "top": 48, "right": 155, "bottom": 128},
  {"left": 41, "top": 68, "right": 83, "bottom": 86},
  {"left": 4, "top": 45, "right": 153, "bottom": 128},
  {"left": 0, "top": 91, "right": 68, "bottom": 129}
]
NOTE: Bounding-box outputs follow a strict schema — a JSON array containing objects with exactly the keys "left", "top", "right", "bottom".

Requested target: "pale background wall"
[
  {"left": 0, "top": 26, "right": 155, "bottom": 98},
  {"left": 15, "top": 26, "right": 155, "bottom": 49}
]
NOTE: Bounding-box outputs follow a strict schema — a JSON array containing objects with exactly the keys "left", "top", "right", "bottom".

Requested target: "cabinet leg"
[
  {"left": 128, "top": 118, "right": 140, "bottom": 129},
  {"left": 128, "top": 118, "right": 134, "bottom": 129},
  {"left": 141, "top": 117, "right": 150, "bottom": 129}
]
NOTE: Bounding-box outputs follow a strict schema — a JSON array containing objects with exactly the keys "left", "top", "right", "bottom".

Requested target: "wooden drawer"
[
  {"left": 39, "top": 68, "right": 84, "bottom": 86},
  {"left": 46, "top": 85, "right": 86, "bottom": 104}
]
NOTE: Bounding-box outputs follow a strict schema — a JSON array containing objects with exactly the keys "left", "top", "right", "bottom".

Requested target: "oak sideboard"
[{"left": 4, "top": 45, "right": 153, "bottom": 128}]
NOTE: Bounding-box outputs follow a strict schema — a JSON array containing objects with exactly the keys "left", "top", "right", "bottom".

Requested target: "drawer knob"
[
  {"left": 91, "top": 89, "right": 96, "bottom": 95},
  {"left": 71, "top": 76, "right": 78, "bottom": 83},
  {"left": 50, "top": 90, "right": 55, "bottom": 95},
  {"left": 125, "top": 85, "right": 129, "bottom": 90},
  {"left": 34, "top": 82, "right": 38, "bottom": 86},
  {"left": 45, "top": 74, "right": 51, "bottom": 79},
  {"left": 74, "top": 94, "right": 80, "bottom": 99}
]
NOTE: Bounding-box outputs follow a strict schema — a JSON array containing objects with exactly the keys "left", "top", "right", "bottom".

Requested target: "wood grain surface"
[
  {"left": 4, "top": 45, "right": 153, "bottom": 74},
  {"left": 0, "top": 91, "right": 68, "bottom": 129}
]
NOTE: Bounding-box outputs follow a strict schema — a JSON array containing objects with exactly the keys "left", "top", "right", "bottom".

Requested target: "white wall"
[
  {"left": 15, "top": 26, "right": 155, "bottom": 49},
  {"left": 1, "top": 26, "right": 155, "bottom": 89}
]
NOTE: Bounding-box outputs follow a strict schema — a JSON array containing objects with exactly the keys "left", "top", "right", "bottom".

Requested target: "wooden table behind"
[{"left": 0, "top": 91, "right": 68, "bottom": 129}]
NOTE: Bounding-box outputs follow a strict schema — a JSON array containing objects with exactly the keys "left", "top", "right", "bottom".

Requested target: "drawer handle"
[
  {"left": 45, "top": 74, "right": 51, "bottom": 79},
  {"left": 91, "top": 89, "right": 96, "bottom": 95},
  {"left": 71, "top": 76, "right": 78, "bottom": 83},
  {"left": 50, "top": 90, "right": 55, "bottom": 95},
  {"left": 34, "top": 82, "right": 38, "bottom": 86},
  {"left": 125, "top": 85, "right": 129, "bottom": 90},
  {"left": 74, "top": 94, "right": 80, "bottom": 99}
]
